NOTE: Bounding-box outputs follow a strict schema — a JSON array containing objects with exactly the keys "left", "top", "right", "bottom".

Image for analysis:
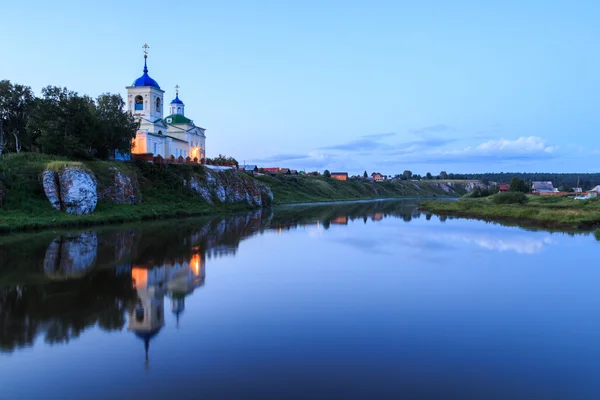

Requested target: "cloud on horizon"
[
  {"left": 248, "top": 132, "right": 560, "bottom": 174},
  {"left": 320, "top": 132, "right": 396, "bottom": 152}
]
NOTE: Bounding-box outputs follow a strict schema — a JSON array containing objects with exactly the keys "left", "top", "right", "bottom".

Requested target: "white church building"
[{"left": 127, "top": 46, "right": 206, "bottom": 161}]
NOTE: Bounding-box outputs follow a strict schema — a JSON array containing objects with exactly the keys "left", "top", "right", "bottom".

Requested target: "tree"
[
  {"left": 95, "top": 93, "right": 138, "bottom": 159},
  {"left": 440, "top": 171, "right": 448, "bottom": 179},
  {"left": 426, "top": 172, "right": 432, "bottom": 180},
  {"left": 0, "top": 80, "right": 34, "bottom": 154},
  {"left": 323, "top": 169, "right": 331, "bottom": 178},
  {"left": 509, "top": 176, "right": 529, "bottom": 193},
  {"left": 28, "top": 86, "right": 97, "bottom": 158},
  {"left": 363, "top": 170, "right": 368, "bottom": 179},
  {"left": 403, "top": 170, "right": 412, "bottom": 180}
]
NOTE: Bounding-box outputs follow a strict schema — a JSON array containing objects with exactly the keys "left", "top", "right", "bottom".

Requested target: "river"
[{"left": 1, "top": 200, "right": 599, "bottom": 399}]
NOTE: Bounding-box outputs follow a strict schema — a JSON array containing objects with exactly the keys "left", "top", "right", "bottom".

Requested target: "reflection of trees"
[
  {"left": 0, "top": 269, "right": 136, "bottom": 352},
  {"left": 0, "top": 210, "right": 273, "bottom": 353},
  {"left": 270, "top": 200, "right": 422, "bottom": 230},
  {"left": 1, "top": 201, "right": 459, "bottom": 353}
]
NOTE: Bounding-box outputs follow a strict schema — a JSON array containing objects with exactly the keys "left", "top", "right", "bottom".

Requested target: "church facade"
[{"left": 127, "top": 48, "right": 206, "bottom": 161}]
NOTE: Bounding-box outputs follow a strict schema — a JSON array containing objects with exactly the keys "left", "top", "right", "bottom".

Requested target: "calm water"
[{"left": 1, "top": 200, "right": 600, "bottom": 399}]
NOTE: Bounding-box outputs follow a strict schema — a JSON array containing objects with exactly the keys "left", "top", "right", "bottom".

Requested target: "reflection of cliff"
[
  {"left": 43, "top": 232, "right": 98, "bottom": 279},
  {"left": 0, "top": 202, "right": 431, "bottom": 353},
  {"left": 0, "top": 209, "right": 270, "bottom": 353}
]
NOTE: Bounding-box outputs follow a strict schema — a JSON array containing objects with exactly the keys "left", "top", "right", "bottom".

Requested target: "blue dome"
[
  {"left": 132, "top": 58, "right": 160, "bottom": 89},
  {"left": 171, "top": 94, "right": 184, "bottom": 104}
]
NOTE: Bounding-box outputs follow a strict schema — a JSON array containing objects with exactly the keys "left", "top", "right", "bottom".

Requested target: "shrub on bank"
[{"left": 491, "top": 192, "right": 528, "bottom": 204}]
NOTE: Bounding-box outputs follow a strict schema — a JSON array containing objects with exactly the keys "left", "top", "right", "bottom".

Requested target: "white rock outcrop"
[
  {"left": 186, "top": 169, "right": 274, "bottom": 206},
  {"left": 42, "top": 166, "right": 98, "bottom": 214}
]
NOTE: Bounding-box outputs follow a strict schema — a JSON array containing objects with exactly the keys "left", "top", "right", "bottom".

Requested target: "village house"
[
  {"left": 498, "top": 184, "right": 510, "bottom": 192},
  {"left": 331, "top": 172, "right": 348, "bottom": 181},
  {"left": 531, "top": 181, "right": 556, "bottom": 193},
  {"left": 372, "top": 172, "right": 385, "bottom": 182},
  {"left": 239, "top": 165, "right": 258, "bottom": 174}
]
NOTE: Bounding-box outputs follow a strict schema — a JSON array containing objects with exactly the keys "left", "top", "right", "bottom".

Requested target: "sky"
[{"left": 1, "top": 0, "right": 599, "bottom": 175}]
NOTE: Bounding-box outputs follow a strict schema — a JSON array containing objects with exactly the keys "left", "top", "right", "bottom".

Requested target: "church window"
[
  {"left": 135, "top": 95, "right": 143, "bottom": 110},
  {"left": 158, "top": 130, "right": 163, "bottom": 135},
  {"left": 156, "top": 98, "right": 161, "bottom": 113},
  {"left": 153, "top": 142, "right": 157, "bottom": 155},
  {"left": 177, "top": 107, "right": 181, "bottom": 114}
]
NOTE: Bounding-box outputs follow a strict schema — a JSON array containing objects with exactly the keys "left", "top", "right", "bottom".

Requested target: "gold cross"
[
  {"left": 175, "top": 84, "right": 180, "bottom": 95},
  {"left": 142, "top": 43, "right": 150, "bottom": 56}
]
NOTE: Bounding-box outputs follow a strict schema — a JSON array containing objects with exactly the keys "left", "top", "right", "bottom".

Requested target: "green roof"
[{"left": 164, "top": 114, "right": 193, "bottom": 125}]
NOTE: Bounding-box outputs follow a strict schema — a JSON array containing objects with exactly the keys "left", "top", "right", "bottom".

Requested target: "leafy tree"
[
  {"left": 426, "top": 172, "right": 432, "bottom": 180},
  {"left": 403, "top": 170, "right": 412, "bottom": 180},
  {"left": 323, "top": 169, "right": 331, "bottom": 178},
  {"left": 440, "top": 171, "right": 448, "bottom": 179},
  {"left": 28, "top": 86, "right": 98, "bottom": 158},
  {"left": 509, "top": 176, "right": 529, "bottom": 193},
  {"left": 363, "top": 170, "right": 368, "bottom": 179},
  {"left": 95, "top": 93, "right": 138, "bottom": 159},
  {"left": 0, "top": 80, "right": 34, "bottom": 154}
]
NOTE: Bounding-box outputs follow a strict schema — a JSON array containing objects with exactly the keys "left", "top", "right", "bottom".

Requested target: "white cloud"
[{"left": 469, "top": 136, "right": 557, "bottom": 155}]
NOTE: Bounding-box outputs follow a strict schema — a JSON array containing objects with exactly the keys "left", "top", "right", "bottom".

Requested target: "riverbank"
[
  {"left": 420, "top": 195, "right": 600, "bottom": 229},
  {"left": 0, "top": 153, "right": 468, "bottom": 233},
  {"left": 255, "top": 174, "right": 464, "bottom": 204}
]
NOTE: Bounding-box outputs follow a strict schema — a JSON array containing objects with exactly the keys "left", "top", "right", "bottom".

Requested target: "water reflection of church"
[{"left": 127, "top": 250, "right": 206, "bottom": 362}]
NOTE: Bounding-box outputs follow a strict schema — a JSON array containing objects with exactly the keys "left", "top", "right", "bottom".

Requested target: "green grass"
[
  {"left": 420, "top": 194, "right": 600, "bottom": 229},
  {"left": 0, "top": 153, "right": 252, "bottom": 233},
  {"left": 0, "top": 153, "right": 466, "bottom": 234},
  {"left": 255, "top": 175, "right": 458, "bottom": 204}
]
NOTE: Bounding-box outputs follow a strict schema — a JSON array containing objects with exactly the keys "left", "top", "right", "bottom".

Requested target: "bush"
[{"left": 491, "top": 192, "right": 528, "bottom": 204}]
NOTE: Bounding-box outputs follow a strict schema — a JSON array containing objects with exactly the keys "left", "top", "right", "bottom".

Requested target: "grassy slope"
[
  {"left": 0, "top": 153, "right": 251, "bottom": 233},
  {"left": 255, "top": 174, "right": 460, "bottom": 204},
  {"left": 0, "top": 154, "right": 461, "bottom": 233},
  {"left": 420, "top": 195, "right": 600, "bottom": 228}
]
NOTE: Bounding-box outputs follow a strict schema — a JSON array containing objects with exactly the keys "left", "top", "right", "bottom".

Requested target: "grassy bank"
[
  {"left": 420, "top": 194, "right": 600, "bottom": 228},
  {"left": 255, "top": 174, "right": 459, "bottom": 204},
  {"left": 0, "top": 153, "right": 462, "bottom": 233},
  {"left": 0, "top": 153, "right": 253, "bottom": 233}
]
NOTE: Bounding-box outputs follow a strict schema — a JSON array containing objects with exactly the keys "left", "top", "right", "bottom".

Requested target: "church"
[{"left": 127, "top": 45, "right": 206, "bottom": 162}]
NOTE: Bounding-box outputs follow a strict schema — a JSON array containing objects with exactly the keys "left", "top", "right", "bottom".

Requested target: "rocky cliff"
[{"left": 40, "top": 163, "right": 273, "bottom": 215}]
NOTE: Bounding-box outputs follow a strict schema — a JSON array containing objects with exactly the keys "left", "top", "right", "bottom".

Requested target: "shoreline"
[
  {"left": 419, "top": 197, "right": 600, "bottom": 230},
  {"left": 0, "top": 195, "right": 444, "bottom": 235}
]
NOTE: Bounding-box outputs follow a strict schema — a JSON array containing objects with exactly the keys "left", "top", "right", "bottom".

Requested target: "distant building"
[
  {"left": 262, "top": 167, "right": 280, "bottom": 173},
  {"left": 531, "top": 181, "right": 556, "bottom": 193},
  {"left": 498, "top": 184, "right": 510, "bottom": 192},
  {"left": 372, "top": 173, "right": 384, "bottom": 182},
  {"left": 239, "top": 165, "right": 258, "bottom": 174},
  {"left": 331, "top": 172, "right": 348, "bottom": 181}
]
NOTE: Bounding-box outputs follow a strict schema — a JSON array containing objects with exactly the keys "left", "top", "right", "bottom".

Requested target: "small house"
[
  {"left": 531, "top": 181, "right": 556, "bottom": 193},
  {"left": 372, "top": 172, "right": 384, "bottom": 182},
  {"left": 498, "top": 184, "right": 510, "bottom": 192},
  {"left": 239, "top": 165, "right": 258, "bottom": 174},
  {"left": 331, "top": 172, "right": 348, "bottom": 181}
]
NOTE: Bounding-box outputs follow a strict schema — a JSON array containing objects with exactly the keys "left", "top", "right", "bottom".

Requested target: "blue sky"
[{"left": 1, "top": 0, "right": 599, "bottom": 174}]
